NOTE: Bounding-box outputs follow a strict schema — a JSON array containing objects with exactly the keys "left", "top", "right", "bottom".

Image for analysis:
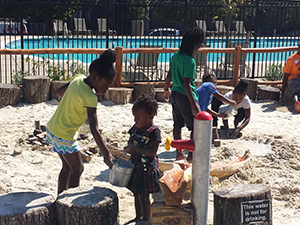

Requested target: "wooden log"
[
  {"left": 0, "top": 191, "right": 56, "bottom": 225},
  {"left": 80, "top": 151, "right": 92, "bottom": 162},
  {"left": 55, "top": 186, "right": 119, "bottom": 225},
  {"left": 241, "top": 78, "right": 258, "bottom": 100},
  {"left": 103, "top": 87, "right": 133, "bottom": 104},
  {"left": 212, "top": 126, "right": 219, "bottom": 143},
  {"left": 133, "top": 82, "right": 155, "bottom": 101},
  {"left": 154, "top": 88, "right": 165, "bottom": 102},
  {"left": 151, "top": 201, "right": 193, "bottom": 225},
  {"left": 0, "top": 84, "right": 21, "bottom": 107},
  {"left": 35, "top": 120, "right": 40, "bottom": 129},
  {"left": 49, "top": 80, "right": 69, "bottom": 101},
  {"left": 257, "top": 85, "right": 280, "bottom": 101},
  {"left": 214, "top": 184, "right": 272, "bottom": 225},
  {"left": 22, "top": 76, "right": 50, "bottom": 103}
]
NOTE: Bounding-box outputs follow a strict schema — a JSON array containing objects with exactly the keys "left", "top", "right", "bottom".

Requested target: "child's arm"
[
  {"left": 124, "top": 140, "right": 160, "bottom": 157},
  {"left": 213, "top": 92, "right": 236, "bottom": 106},
  {"left": 184, "top": 77, "right": 200, "bottom": 115},
  {"left": 229, "top": 108, "right": 251, "bottom": 138},
  {"left": 206, "top": 108, "right": 228, "bottom": 119},
  {"left": 163, "top": 70, "right": 172, "bottom": 102},
  {"left": 87, "top": 107, "right": 113, "bottom": 168},
  {"left": 56, "top": 82, "right": 70, "bottom": 98}
]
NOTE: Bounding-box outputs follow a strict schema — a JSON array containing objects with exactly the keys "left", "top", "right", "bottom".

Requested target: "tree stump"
[
  {"left": 55, "top": 186, "right": 119, "bottom": 225},
  {"left": 133, "top": 82, "right": 155, "bottom": 101},
  {"left": 0, "top": 84, "right": 21, "bottom": 107},
  {"left": 257, "top": 85, "right": 280, "bottom": 101},
  {"left": 49, "top": 80, "right": 69, "bottom": 101},
  {"left": 151, "top": 201, "right": 193, "bottom": 225},
  {"left": 216, "top": 85, "right": 234, "bottom": 96},
  {"left": 241, "top": 78, "right": 258, "bottom": 100},
  {"left": 103, "top": 87, "right": 133, "bottom": 104},
  {"left": 22, "top": 76, "right": 50, "bottom": 103},
  {"left": 0, "top": 191, "right": 56, "bottom": 225},
  {"left": 155, "top": 88, "right": 165, "bottom": 102},
  {"left": 214, "top": 184, "right": 272, "bottom": 225}
]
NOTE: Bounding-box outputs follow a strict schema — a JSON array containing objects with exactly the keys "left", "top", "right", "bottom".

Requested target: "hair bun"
[{"left": 100, "top": 49, "right": 117, "bottom": 64}]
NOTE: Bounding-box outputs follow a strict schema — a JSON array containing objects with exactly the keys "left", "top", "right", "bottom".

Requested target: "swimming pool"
[{"left": 6, "top": 36, "right": 300, "bottom": 64}]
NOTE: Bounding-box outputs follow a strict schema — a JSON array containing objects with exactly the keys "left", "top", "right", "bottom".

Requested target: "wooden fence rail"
[{"left": 0, "top": 46, "right": 298, "bottom": 87}]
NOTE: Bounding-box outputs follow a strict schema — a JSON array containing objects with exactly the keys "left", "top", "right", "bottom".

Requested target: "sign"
[{"left": 241, "top": 199, "right": 271, "bottom": 224}]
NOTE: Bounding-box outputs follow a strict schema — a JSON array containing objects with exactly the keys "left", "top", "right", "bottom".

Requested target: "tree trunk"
[
  {"left": 0, "top": 84, "right": 21, "bottom": 107},
  {"left": 55, "top": 186, "right": 119, "bottom": 225},
  {"left": 22, "top": 76, "right": 50, "bottom": 103},
  {"left": 257, "top": 85, "right": 280, "bottom": 101},
  {"left": 133, "top": 82, "right": 155, "bottom": 101},
  {"left": 214, "top": 184, "right": 272, "bottom": 225},
  {"left": 240, "top": 78, "right": 258, "bottom": 100},
  {"left": 103, "top": 87, "right": 133, "bottom": 104},
  {"left": 0, "top": 191, "right": 56, "bottom": 225},
  {"left": 49, "top": 80, "right": 68, "bottom": 101}
]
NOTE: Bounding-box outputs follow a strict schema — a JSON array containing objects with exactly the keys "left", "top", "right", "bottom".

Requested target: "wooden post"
[
  {"left": 115, "top": 46, "right": 123, "bottom": 87},
  {"left": 0, "top": 84, "right": 21, "bottom": 107},
  {"left": 214, "top": 184, "right": 272, "bottom": 225},
  {"left": 233, "top": 46, "right": 241, "bottom": 87},
  {"left": 55, "top": 186, "right": 119, "bottom": 225},
  {"left": 257, "top": 85, "right": 280, "bottom": 101},
  {"left": 22, "top": 76, "right": 50, "bottom": 103}
]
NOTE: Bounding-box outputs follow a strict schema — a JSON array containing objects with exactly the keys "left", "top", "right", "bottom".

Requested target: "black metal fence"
[{"left": 1, "top": 0, "right": 300, "bottom": 84}]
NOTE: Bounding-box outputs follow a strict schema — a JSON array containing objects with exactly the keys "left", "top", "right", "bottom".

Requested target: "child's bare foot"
[
  {"left": 176, "top": 151, "right": 187, "bottom": 161},
  {"left": 186, "top": 152, "right": 193, "bottom": 163},
  {"left": 123, "top": 217, "right": 142, "bottom": 225}
]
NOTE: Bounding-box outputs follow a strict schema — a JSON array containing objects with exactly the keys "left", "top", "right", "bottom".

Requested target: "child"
[
  {"left": 46, "top": 49, "right": 115, "bottom": 195},
  {"left": 196, "top": 73, "right": 236, "bottom": 117},
  {"left": 211, "top": 80, "right": 251, "bottom": 139},
  {"left": 124, "top": 94, "right": 161, "bottom": 224},
  {"left": 164, "top": 26, "right": 205, "bottom": 162}
]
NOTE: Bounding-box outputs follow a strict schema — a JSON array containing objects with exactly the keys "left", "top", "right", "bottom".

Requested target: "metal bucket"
[{"left": 109, "top": 158, "right": 135, "bottom": 187}]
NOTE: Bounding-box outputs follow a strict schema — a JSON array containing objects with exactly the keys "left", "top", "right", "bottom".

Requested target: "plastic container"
[
  {"left": 218, "top": 104, "right": 237, "bottom": 120},
  {"left": 109, "top": 158, "right": 135, "bottom": 187}
]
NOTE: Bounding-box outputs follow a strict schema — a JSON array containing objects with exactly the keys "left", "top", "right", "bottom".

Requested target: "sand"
[{"left": 0, "top": 98, "right": 300, "bottom": 224}]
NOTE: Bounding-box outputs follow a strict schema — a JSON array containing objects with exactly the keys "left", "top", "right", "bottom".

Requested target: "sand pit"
[{"left": 0, "top": 99, "right": 300, "bottom": 224}]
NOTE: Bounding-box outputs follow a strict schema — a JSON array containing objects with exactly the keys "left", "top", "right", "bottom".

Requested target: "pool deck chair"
[
  {"left": 196, "top": 20, "right": 207, "bottom": 32},
  {"left": 97, "top": 18, "right": 117, "bottom": 36},
  {"left": 127, "top": 45, "right": 163, "bottom": 81},
  {"left": 235, "top": 20, "right": 247, "bottom": 35},
  {"left": 215, "top": 21, "right": 226, "bottom": 35},
  {"left": 53, "top": 20, "right": 69, "bottom": 35},
  {"left": 73, "top": 18, "right": 92, "bottom": 35}
]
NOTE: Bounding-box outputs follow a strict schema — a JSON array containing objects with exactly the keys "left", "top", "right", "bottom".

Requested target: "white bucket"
[
  {"left": 218, "top": 104, "right": 237, "bottom": 120},
  {"left": 109, "top": 158, "right": 135, "bottom": 187}
]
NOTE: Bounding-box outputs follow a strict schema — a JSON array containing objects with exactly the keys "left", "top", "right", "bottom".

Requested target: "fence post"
[
  {"left": 115, "top": 46, "right": 123, "bottom": 87},
  {"left": 233, "top": 46, "right": 241, "bottom": 86}
]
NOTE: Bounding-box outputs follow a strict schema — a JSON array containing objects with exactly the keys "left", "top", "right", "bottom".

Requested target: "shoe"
[{"left": 295, "top": 101, "right": 300, "bottom": 113}]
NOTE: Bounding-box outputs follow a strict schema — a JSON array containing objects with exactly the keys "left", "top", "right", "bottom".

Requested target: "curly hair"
[
  {"left": 133, "top": 94, "right": 158, "bottom": 116},
  {"left": 202, "top": 73, "right": 216, "bottom": 83},
  {"left": 234, "top": 80, "right": 249, "bottom": 95}
]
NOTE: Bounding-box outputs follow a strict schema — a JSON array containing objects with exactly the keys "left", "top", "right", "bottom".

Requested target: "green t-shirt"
[
  {"left": 47, "top": 75, "right": 98, "bottom": 140},
  {"left": 170, "top": 50, "right": 198, "bottom": 100}
]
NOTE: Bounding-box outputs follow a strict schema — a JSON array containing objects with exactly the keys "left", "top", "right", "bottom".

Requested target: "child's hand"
[
  {"left": 227, "top": 129, "right": 239, "bottom": 139},
  {"left": 163, "top": 90, "right": 171, "bottom": 102},
  {"left": 229, "top": 100, "right": 237, "bottom": 106},
  {"left": 104, "top": 153, "right": 114, "bottom": 169},
  {"left": 124, "top": 146, "right": 135, "bottom": 155},
  {"left": 217, "top": 113, "right": 228, "bottom": 118}
]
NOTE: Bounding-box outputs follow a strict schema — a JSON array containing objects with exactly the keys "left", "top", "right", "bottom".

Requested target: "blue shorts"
[
  {"left": 45, "top": 128, "right": 80, "bottom": 154},
  {"left": 170, "top": 91, "right": 194, "bottom": 131}
]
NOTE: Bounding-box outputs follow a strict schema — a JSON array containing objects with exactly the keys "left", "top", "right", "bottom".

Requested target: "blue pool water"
[{"left": 6, "top": 36, "right": 300, "bottom": 64}]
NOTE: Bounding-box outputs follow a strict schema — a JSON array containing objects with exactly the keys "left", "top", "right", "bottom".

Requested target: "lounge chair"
[
  {"left": 215, "top": 21, "right": 226, "bottom": 34},
  {"left": 127, "top": 45, "right": 163, "bottom": 81},
  {"left": 53, "top": 20, "right": 69, "bottom": 35},
  {"left": 97, "top": 18, "right": 117, "bottom": 36},
  {"left": 196, "top": 20, "right": 207, "bottom": 32},
  {"left": 216, "top": 42, "right": 251, "bottom": 77},
  {"left": 73, "top": 18, "right": 92, "bottom": 35},
  {"left": 235, "top": 20, "right": 247, "bottom": 35}
]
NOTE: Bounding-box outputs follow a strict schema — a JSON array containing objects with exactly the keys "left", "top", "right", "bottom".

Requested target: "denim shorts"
[
  {"left": 45, "top": 128, "right": 80, "bottom": 154},
  {"left": 170, "top": 91, "right": 194, "bottom": 131}
]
